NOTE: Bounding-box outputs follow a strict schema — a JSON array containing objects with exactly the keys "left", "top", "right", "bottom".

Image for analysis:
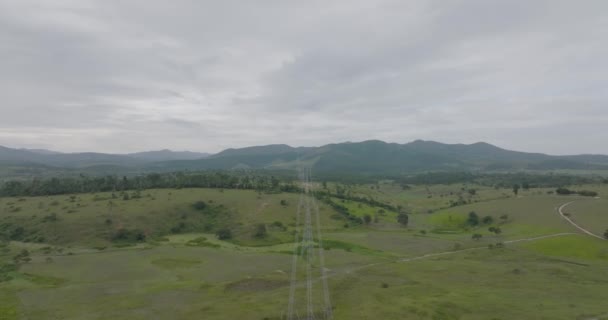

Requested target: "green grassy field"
[
  {"left": 564, "top": 198, "right": 608, "bottom": 237},
  {"left": 1, "top": 185, "right": 607, "bottom": 319}
]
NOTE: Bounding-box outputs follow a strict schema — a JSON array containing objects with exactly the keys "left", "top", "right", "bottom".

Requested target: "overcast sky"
[{"left": 1, "top": 0, "right": 607, "bottom": 155}]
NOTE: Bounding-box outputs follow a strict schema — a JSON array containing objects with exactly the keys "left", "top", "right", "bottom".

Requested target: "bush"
[
  {"left": 488, "top": 226, "right": 502, "bottom": 234},
  {"left": 271, "top": 221, "right": 286, "bottom": 231},
  {"left": 42, "top": 213, "right": 58, "bottom": 222},
  {"left": 9, "top": 227, "right": 25, "bottom": 241},
  {"left": 556, "top": 187, "right": 574, "bottom": 195},
  {"left": 253, "top": 223, "right": 267, "bottom": 238},
  {"left": 170, "top": 222, "right": 186, "bottom": 234},
  {"left": 111, "top": 228, "right": 146, "bottom": 243},
  {"left": 482, "top": 216, "right": 494, "bottom": 225},
  {"left": 193, "top": 201, "right": 207, "bottom": 210},
  {"left": 397, "top": 213, "right": 409, "bottom": 226},
  {"left": 577, "top": 190, "right": 598, "bottom": 197},
  {"left": 216, "top": 228, "right": 232, "bottom": 240},
  {"left": 467, "top": 211, "right": 479, "bottom": 226}
]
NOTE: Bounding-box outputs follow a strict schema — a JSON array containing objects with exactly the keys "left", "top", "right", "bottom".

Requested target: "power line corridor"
[{"left": 285, "top": 168, "right": 333, "bottom": 320}]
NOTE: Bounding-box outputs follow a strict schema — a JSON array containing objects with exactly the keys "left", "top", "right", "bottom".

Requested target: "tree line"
[
  {"left": 0, "top": 171, "right": 301, "bottom": 197},
  {"left": 396, "top": 172, "right": 604, "bottom": 187}
]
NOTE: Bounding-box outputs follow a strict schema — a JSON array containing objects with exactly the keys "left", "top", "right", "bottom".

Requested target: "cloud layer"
[{"left": 1, "top": 0, "right": 607, "bottom": 154}]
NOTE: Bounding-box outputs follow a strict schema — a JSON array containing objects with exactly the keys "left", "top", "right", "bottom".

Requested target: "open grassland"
[
  {"left": 332, "top": 181, "right": 560, "bottom": 214},
  {"left": 1, "top": 184, "right": 608, "bottom": 319},
  {"left": 3, "top": 234, "right": 607, "bottom": 320},
  {"left": 564, "top": 198, "right": 608, "bottom": 237},
  {"left": 0, "top": 188, "right": 344, "bottom": 247}
]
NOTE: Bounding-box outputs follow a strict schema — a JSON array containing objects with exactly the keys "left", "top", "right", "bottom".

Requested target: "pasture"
[{"left": 1, "top": 184, "right": 607, "bottom": 319}]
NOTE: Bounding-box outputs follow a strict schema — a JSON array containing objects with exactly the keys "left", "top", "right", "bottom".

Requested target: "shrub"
[
  {"left": 577, "top": 190, "right": 598, "bottom": 197},
  {"left": 253, "top": 223, "right": 267, "bottom": 238},
  {"left": 467, "top": 211, "right": 479, "bottom": 226},
  {"left": 42, "top": 213, "right": 58, "bottom": 222},
  {"left": 556, "top": 187, "right": 574, "bottom": 195},
  {"left": 216, "top": 228, "right": 232, "bottom": 240},
  {"left": 193, "top": 201, "right": 207, "bottom": 210},
  {"left": 397, "top": 213, "right": 409, "bottom": 226},
  {"left": 170, "top": 222, "right": 186, "bottom": 234},
  {"left": 111, "top": 228, "right": 146, "bottom": 243}
]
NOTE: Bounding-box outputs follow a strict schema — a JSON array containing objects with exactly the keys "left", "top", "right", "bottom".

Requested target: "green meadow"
[{"left": 1, "top": 184, "right": 607, "bottom": 319}]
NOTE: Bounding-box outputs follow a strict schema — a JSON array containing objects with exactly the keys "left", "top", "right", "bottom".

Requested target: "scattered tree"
[
  {"left": 254, "top": 223, "right": 267, "bottom": 238},
  {"left": 280, "top": 199, "right": 288, "bottom": 206},
  {"left": 193, "top": 201, "right": 207, "bottom": 210},
  {"left": 111, "top": 228, "right": 146, "bottom": 243},
  {"left": 363, "top": 214, "right": 372, "bottom": 225},
  {"left": 556, "top": 187, "right": 574, "bottom": 195},
  {"left": 397, "top": 213, "right": 409, "bottom": 227},
  {"left": 42, "top": 213, "right": 58, "bottom": 222},
  {"left": 472, "top": 233, "right": 483, "bottom": 241},
  {"left": 467, "top": 211, "right": 479, "bottom": 226},
  {"left": 488, "top": 226, "right": 502, "bottom": 234},
  {"left": 482, "top": 216, "right": 494, "bottom": 225},
  {"left": 604, "top": 229, "right": 608, "bottom": 240},
  {"left": 577, "top": 190, "right": 598, "bottom": 197},
  {"left": 512, "top": 184, "right": 520, "bottom": 196}
]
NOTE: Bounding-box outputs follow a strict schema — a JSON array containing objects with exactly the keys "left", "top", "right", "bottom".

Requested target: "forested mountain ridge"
[
  {"left": 152, "top": 140, "right": 608, "bottom": 174},
  {"left": 0, "top": 146, "right": 209, "bottom": 168},
  {"left": 2, "top": 140, "right": 608, "bottom": 177}
]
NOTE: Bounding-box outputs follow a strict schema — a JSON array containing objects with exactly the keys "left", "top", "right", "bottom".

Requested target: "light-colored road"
[{"left": 558, "top": 201, "right": 606, "bottom": 240}]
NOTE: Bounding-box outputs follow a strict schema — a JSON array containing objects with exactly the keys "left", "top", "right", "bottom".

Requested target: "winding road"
[{"left": 558, "top": 201, "right": 606, "bottom": 240}]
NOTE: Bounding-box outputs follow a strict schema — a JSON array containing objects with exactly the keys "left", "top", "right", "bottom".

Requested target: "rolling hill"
[
  {"left": 2, "top": 141, "right": 608, "bottom": 177},
  {"left": 148, "top": 140, "right": 608, "bottom": 174},
  {"left": 0, "top": 146, "right": 209, "bottom": 168}
]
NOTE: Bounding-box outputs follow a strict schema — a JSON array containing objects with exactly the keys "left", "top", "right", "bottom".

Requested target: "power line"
[{"left": 285, "top": 166, "right": 332, "bottom": 320}]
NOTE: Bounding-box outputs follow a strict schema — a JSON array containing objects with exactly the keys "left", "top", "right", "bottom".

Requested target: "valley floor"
[{"left": 1, "top": 185, "right": 608, "bottom": 319}]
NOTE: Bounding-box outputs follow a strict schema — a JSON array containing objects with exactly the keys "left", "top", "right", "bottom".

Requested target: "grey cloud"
[{"left": 0, "top": 0, "right": 607, "bottom": 154}]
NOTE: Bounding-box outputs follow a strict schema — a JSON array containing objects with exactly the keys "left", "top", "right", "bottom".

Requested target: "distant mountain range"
[
  {"left": 0, "top": 146, "right": 210, "bottom": 168},
  {"left": 2, "top": 140, "right": 608, "bottom": 178}
]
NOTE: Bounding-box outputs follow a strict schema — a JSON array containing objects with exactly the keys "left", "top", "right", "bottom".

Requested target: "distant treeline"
[
  {"left": 2, "top": 169, "right": 606, "bottom": 198},
  {"left": 0, "top": 171, "right": 301, "bottom": 197},
  {"left": 555, "top": 188, "right": 598, "bottom": 197},
  {"left": 396, "top": 172, "right": 607, "bottom": 187}
]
